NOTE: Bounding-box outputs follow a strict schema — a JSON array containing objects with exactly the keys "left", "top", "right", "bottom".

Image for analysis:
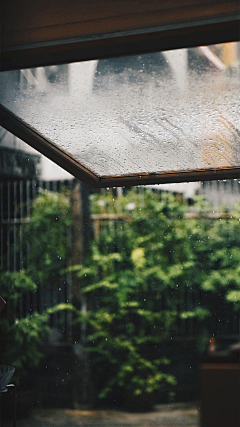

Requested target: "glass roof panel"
[{"left": 1, "top": 44, "right": 240, "bottom": 179}]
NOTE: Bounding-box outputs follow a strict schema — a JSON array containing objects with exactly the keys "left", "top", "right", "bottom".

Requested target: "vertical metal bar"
[
  {"left": 7, "top": 182, "right": 11, "bottom": 271},
  {"left": 66, "top": 200, "right": 73, "bottom": 342},
  {"left": 20, "top": 181, "right": 28, "bottom": 317},
  {"left": 13, "top": 181, "right": 17, "bottom": 272},
  {"left": 19, "top": 182, "right": 24, "bottom": 318},
  {"left": 25, "top": 180, "right": 30, "bottom": 272},
  {"left": 6, "top": 182, "right": 11, "bottom": 322},
  {"left": 0, "top": 182, "right": 3, "bottom": 270},
  {"left": 26, "top": 180, "right": 30, "bottom": 219},
  {"left": 32, "top": 179, "right": 37, "bottom": 201},
  {"left": 53, "top": 180, "right": 57, "bottom": 193},
  {"left": 45, "top": 180, "right": 51, "bottom": 316},
  {"left": 27, "top": 180, "right": 35, "bottom": 314},
  {"left": 33, "top": 180, "right": 41, "bottom": 313},
  {"left": 52, "top": 181, "right": 60, "bottom": 333},
  {"left": 19, "top": 181, "right": 23, "bottom": 270},
  {"left": 15, "top": 180, "right": 22, "bottom": 317}
]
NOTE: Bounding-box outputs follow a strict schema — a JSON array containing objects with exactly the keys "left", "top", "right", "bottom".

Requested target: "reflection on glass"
[{"left": 0, "top": 44, "right": 240, "bottom": 177}]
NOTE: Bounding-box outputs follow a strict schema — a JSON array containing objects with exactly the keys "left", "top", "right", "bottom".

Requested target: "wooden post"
[{"left": 70, "top": 179, "right": 93, "bottom": 405}]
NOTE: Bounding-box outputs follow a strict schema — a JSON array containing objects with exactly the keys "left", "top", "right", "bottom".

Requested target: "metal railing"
[
  {"left": 0, "top": 179, "right": 74, "bottom": 341},
  {"left": 1, "top": 179, "right": 240, "bottom": 341}
]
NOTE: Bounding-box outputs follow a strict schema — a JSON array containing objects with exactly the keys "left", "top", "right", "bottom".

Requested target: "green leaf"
[{"left": 226, "top": 290, "right": 240, "bottom": 303}]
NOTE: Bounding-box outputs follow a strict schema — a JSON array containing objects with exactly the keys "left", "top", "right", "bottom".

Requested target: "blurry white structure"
[
  {"left": 163, "top": 49, "right": 188, "bottom": 92},
  {"left": 40, "top": 156, "right": 73, "bottom": 180},
  {"left": 148, "top": 182, "right": 201, "bottom": 199},
  {"left": 69, "top": 61, "right": 98, "bottom": 96}
]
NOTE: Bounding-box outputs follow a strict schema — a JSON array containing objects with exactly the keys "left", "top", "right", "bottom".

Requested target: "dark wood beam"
[{"left": 1, "top": 0, "right": 239, "bottom": 70}]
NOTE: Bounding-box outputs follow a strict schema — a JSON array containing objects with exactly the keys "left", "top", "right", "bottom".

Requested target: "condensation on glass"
[{"left": 0, "top": 44, "right": 240, "bottom": 177}]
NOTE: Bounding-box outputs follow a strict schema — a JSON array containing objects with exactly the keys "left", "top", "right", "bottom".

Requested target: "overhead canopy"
[
  {"left": 0, "top": 1, "right": 240, "bottom": 187},
  {"left": 1, "top": 0, "right": 240, "bottom": 70}
]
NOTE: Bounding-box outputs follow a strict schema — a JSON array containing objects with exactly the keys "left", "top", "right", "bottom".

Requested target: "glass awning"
[{"left": 1, "top": 44, "right": 240, "bottom": 187}]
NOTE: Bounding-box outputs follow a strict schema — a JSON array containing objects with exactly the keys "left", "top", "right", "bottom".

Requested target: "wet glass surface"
[{"left": 0, "top": 45, "right": 240, "bottom": 177}]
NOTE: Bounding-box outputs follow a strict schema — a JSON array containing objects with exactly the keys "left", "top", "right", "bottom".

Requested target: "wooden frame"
[
  {"left": 1, "top": 105, "right": 240, "bottom": 188},
  {"left": 1, "top": 16, "right": 239, "bottom": 71},
  {"left": 1, "top": 0, "right": 240, "bottom": 70}
]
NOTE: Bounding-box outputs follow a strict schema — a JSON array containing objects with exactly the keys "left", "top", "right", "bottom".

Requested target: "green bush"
[
  {"left": 70, "top": 190, "right": 201, "bottom": 401},
  {"left": 0, "top": 189, "right": 73, "bottom": 388},
  {"left": 70, "top": 190, "right": 240, "bottom": 403},
  {"left": 25, "top": 189, "right": 72, "bottom": 287},
  {"left": 0, "top": 270, "right": 49, "bottom": 387}
]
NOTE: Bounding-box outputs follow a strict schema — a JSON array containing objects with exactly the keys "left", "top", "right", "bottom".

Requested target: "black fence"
[
  {"left": 1, "top": 179, "right": 240, "bottom": 343},
  {"left": 0, "top": 179, "right": 74, "bottom": 341}
]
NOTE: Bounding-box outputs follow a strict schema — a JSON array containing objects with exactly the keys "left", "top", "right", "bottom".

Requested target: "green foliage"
[
  {"left": 189, "top": 206, "right": 240, "bottom": 310},
  {"left": 0, "top": 312, "right": 49, "bottom": 386},
  {"left": 2, "top": 185, "right": 239, "bottom": 401},
  {"left": 70, "top": 190, "right": 240, "bottom": 402},
  {"left": 24, "top": 189, "right": 71, "bottom": 287},
  {"left": 0, "top": 270, "right": 48, "bottom": 386},
  {"left": 0, "top": 273, "right": 74, "bottom": 388},
  {"left": 0, "top": 270, "right": 36, "bottom": 302},
  {"left": 180, "top": 308, "right": 211, "bottom": 320},
  {"left": 0, "top": 189, "right": 73, "bottom": 388},
  {"left": 71, "top": 190, "right": 203, "bottom": 400},
  {"left": 226, "top": 290, "right": 240, "bottom": 308}
]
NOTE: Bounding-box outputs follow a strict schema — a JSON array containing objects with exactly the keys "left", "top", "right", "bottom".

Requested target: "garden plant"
[
  {"left": 1, "top": 186, "right": 239, "bottom": 409},
  {"left": 70, "top": 189, "right": 240, "bottom": 407}
]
